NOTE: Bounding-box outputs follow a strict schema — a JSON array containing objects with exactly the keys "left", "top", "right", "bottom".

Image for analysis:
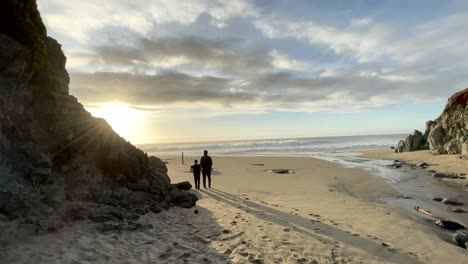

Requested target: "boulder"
[
  {"left": 396, "top": 130, "right": 427, "bottom": 153},
  {"left": 452, "top": 232, "right": 468, "bottom": 249},
  {"left": 173, "top": 181, "right": 192, "bottom": 190},
  {"left": 428, "top": 125, "right": 446, "bottom": 154}
]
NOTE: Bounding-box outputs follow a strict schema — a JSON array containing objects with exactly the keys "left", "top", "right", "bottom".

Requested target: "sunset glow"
[{"left": 87, "top": 102, "right": 145, "bottom": 140}]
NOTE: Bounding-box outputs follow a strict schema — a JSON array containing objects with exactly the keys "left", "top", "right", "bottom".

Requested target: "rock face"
[
  {"left": 0, "top": 1, "right": 196, "bottom": 224},
  {"left": 396, "top": 88, "right": 468, "bottom": 158}
]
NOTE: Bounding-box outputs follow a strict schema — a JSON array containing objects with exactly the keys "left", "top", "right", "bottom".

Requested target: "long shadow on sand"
[
  {"left": 201, "top": 188, "right": 419, "bottom": 264},
  {"left": 1, "top": 190, "right": 233, "bottom": 264}
]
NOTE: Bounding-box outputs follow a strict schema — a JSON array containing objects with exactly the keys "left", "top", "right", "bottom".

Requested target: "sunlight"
[{"left": 87, "top": 102, "right": 145, "bottom": 141}]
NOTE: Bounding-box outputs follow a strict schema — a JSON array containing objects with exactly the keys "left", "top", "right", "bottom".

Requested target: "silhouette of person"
[
  {"left": 191, "top": 160, "right": 201, "bottom": 190},
  {"left": 200, "top": 150, "right": 213, "bottom": 188}
]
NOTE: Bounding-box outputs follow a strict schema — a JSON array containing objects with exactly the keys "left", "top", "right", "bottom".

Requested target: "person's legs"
[
  {"left": 196, "top": 175, "right": 200, "bottom": 189},
  {"left": 202, "top": 171, "right": 207, "bottom": 188},
  {"left": 207, "top": 170, "right": 211, "bottom": 188}
]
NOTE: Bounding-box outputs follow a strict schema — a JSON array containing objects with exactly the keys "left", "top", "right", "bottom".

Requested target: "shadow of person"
[{"left": 202, "top": 188, "right": 418, "bottom": 264}]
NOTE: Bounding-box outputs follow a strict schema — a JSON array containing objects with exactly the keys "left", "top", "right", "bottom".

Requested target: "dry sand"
[{"left": 2, "top": 155, "right": 467, "bottom": 263}]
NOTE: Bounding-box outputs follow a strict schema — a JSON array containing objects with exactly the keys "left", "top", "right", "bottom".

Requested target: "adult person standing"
[{"left": 200, "top": 150, "right": 213, "bottom": 188}]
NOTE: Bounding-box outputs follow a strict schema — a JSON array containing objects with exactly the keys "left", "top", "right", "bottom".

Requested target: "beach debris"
[
  {"left": 432, "top": 197, "right": 443, "bottom": 202},
  {"left": 397, "top": 195, "right": 413, "bottom": 199},
  {"left": 269, "top": 169, "right": 294, "bottom": 174},
  {"left": 452, "top": 232, "right": 468, "bottom": 249},
  {"left": 432, "top": 173, "right": 448, "bottom": 178},
  {"left": 414, "top": 206, "right": 465, "bottom": 231},
  {"left": 194, "top": 209, "right": 199, "bottom": 214},
  {"left": 441, "top": 198, "right": 464, "bottom": 206},
  {"left": 417, "top": 162, "right": 429, "bottom": 168},
  {"left": 251, "top": 163, "right": 264, "bottom": 166}
]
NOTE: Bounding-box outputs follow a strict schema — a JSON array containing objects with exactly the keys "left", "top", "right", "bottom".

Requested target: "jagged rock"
[
  {"left": 397, "top": 130, "right": 427, "bottom": 153},
  {"left": 170, "top": 190, "right": 198, "bottom": 208},
  {"left": 397, "top": 89, "right": 468, "bottom": 157},
  {"left": 445, "top": 138, "right": 461, "bottom": 154},
  {"left": 396, "top": 140, "right": 405, "bottom": 153},
  {"left": 148, "top": 155, "right": 168, "bottom": 175},
  {"left": 428, "top": 125, "right": 446, "bottom": 154}
]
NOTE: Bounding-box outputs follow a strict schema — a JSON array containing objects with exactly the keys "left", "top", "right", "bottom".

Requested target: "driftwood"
[{"left": 415, "top": 206, "right": 465, "bottom": 230}]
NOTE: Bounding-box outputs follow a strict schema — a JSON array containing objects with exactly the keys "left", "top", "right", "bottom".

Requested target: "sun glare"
[{"left": 88, "top": 102, "right": 144, "bottom": 141}]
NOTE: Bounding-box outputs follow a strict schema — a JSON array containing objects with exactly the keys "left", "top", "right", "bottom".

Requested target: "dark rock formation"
[
  {"left": 396, "top": 128, "right": 430, "bottom": 153},
  {"left": 0, "top": 1, "right": 196, "bottom": 225},
  {"left": 452, "top": 232, "right": 468, "bottom": 249},
  {"left": 396, "top": 88, "right": 468, "bottom": 158},
  {"left": 173, "top": 181, "right": 193, "bottom": 191}
]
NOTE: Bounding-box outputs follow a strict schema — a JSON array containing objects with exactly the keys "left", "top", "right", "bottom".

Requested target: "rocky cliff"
[
  {"left": 396, "top": 88, "right": 468, "bottom": 159},
  {"left": 0, "top": 0, "right": 196, "bottom": 227}
]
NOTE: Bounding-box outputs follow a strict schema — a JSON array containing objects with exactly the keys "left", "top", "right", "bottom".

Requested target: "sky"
[{"left": 37, "top": 0, "right": 468, "bottom": 144}]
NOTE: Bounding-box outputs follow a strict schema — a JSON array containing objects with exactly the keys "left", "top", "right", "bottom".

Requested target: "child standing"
[{"left": 191, "top": 160, "right": 201, "bottom": 190}]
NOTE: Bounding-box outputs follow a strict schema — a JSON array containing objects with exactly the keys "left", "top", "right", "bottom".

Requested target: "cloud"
[
  {"left": 66, "top": 35, "right": 310, "bottom": 75},
  {"left": 38, "top": 0, "right": 468, "bottom": 117},
  {"left": 38, "top": 0, "right": 257, "bottom": 45},
  {"left": 254, "top": 16, "right": 393, "bottom": 62}
]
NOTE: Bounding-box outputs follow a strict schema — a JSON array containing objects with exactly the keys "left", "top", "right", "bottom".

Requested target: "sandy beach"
[{"left": 3, "top": 154, "right": 467, "bottom": 264}]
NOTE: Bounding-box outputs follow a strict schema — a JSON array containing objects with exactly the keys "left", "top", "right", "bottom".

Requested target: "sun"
[{"left": 87, "top": 102, "right": 144, "bottom": 141}]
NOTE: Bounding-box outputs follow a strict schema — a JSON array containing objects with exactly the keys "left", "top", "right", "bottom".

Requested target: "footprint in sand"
[
  {"left": 283, "top": 228, "right": 291, "bottom": 232},
  {"left": 261, "top": 235, "right": 268, "bottom": 239}
]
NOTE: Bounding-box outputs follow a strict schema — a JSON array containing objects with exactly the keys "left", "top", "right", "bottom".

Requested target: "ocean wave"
[{"left": 140, "top": 134, "right": 405, "bottom": 156}]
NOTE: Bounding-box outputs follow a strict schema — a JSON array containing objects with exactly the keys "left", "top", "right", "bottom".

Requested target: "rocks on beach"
[
  {"left": 395, "top": 88, "right": 468, "bottom": 159},
  {"left": 441, "top": 198, "right": 464, "bottom": 206},
  {"left": 452, "top": 232, "right": 468, "bottom": 249}
]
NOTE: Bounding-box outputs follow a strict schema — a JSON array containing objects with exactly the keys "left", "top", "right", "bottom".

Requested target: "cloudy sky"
[{"left": 37, "top": 0, "right": 468, "bottom": 144}]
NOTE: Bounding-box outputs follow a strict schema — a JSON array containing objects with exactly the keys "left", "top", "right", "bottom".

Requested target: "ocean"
[{"left": 138, "top": 134, "right": 406, "bottom": 157}]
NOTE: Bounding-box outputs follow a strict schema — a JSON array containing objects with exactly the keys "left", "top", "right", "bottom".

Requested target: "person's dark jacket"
[{"left": 200, "top": 156, "right": 212, "bottom": 171}]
